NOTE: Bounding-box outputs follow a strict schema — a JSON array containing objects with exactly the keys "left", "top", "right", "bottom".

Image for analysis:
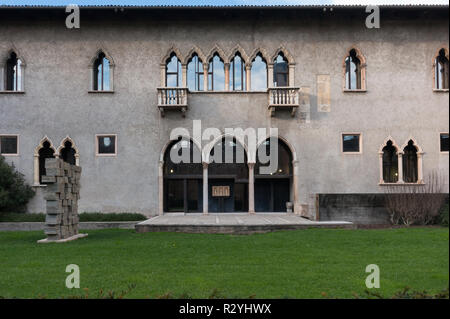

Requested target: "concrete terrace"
[{"left": 135, "top": 214, "right": 354, "bottom": 234}]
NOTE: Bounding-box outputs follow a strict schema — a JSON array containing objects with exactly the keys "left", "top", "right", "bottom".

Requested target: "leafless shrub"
[{"left": 384, "top": 171, "right": 448, "bottom": 225}]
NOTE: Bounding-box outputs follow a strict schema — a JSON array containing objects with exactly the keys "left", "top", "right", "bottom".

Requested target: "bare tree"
[{"left": 384, "top": 171, "right": 448, "bottom": 225}]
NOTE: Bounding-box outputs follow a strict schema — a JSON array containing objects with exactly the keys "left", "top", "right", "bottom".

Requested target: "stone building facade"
[{"left": 0, "top": 5, "right": 448, "bottom": 219}]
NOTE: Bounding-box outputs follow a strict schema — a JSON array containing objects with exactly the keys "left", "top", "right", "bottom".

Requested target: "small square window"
[
  {"left": 0, "top": 135, "right": 18, "bottom": 155},
  {"left": 96, "top": 135, "right": 116, "bottom": 156},
  {"left": 342, "top": 134, "right": 361, "bottom": 153},
  {"left": 440, "top": 133, "right": 449, "bottom": 152}
]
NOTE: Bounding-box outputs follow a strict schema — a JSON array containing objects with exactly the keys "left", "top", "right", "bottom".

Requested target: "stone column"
[
  {"left": 203, "top": 162, "right": 209, "bottom": 215},
  {"left": 245, "top": 65, "right": 252, "bottom": 91},
  {"left": 33, "top": 155, "right": 40, "bottom": 185},
  {"left": 181, "top": 64, "right": 187, "bottom": 88},
  {"left": 158, "top": 161, "right": 164, "bottom": 215},
  {"left": 293, "top": 160, "right": 300, "bottom": 214},
  {"left": 417, "top": 152, "right": 424, "bottom": 183},
  {"left": 160, "top": 64, "right": 166, "bottom": 87},
  {"left": 268, "top": 63, "right": 274, "bottom": 88},
  {"left": 288, "top": 64, "right": 295, "bottom": 86},
  {"left": 203, "top": 64, "right": 209, "bottom": 91},
  {"left": 75, "top": 154, "right": 80, "bottom": 167},
  {"left": 397, "top": 152, "right": 404, "bottom": 183},
  {"left": 224, "top": 63, "right": 230, "bottom": 91},
  {"left": 248, "top": 162, "right": 255, "bottom": 214},
  {"left": 378, "top": 152, "right": 384, "bottom": 183}
]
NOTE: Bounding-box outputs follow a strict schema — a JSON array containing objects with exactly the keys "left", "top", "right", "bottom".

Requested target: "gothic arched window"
[
  {"left": 273, "top": 53, "right": 289, "bottom": 87},
  {"left": 229, "top": 52, "right": 246, "bottom": 91},
  {"left": 5, "top": 51, "right": 23, "bottom": 91},
  {"left": 166, "top": 53, "right": 182, "bottom": 87},
  {"left": 251, "top": 53, "right": 267, "bottom": 91},
  {"left": 382, "top": 141, "right": 398, "bottom": 183},
  {"left": 93, "top": 51, "right": 111, "bottom": 91},
  {"left": 208, "top": 53, "right": 225, "bottom": 91},
  {"left": 345, "top": 49, "right": 362, "bottom": 90},
  {"left": 435, "top": 49, "right": 449, "bottom": 90},
  {"left": 187, "top": 53, "right": 204, "bottom": 91}
]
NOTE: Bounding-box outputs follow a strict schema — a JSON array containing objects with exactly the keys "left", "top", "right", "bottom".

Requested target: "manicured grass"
[
  {"left": 0, "top": 228, "right": 448, "bottom": 298},
  {"left": 0, "top": 212, "right": 147, "bottom": 222}
]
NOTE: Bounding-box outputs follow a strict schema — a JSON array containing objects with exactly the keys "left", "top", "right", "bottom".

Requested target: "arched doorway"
[
  {"left": 208, "top": 137, "right": 248, "bottom": 212},
  {"left": 255, "top": 138, "right": 293, "bottom": 212},
  {"left": 163, "top": 138, "right": 203, "bottom": 213}
]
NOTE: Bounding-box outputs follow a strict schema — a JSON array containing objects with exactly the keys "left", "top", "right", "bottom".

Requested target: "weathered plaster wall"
[{"left": 0, "top": 9, "right": 448, "bottom": 216}]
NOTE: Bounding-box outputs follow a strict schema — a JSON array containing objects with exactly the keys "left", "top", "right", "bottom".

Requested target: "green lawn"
[{"left": 0, "top": 228, "right": 448, "bottom": 298}]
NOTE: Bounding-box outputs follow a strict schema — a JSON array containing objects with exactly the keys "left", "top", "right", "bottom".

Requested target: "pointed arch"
[
  {"left": 2, "top": 46, "right": 26, "bottom": 91},
  {"left": 400, "top": 138, "right": 423, "bottom": 183},
  {"left": 33, "top": 136, "right": 56, "bottom": 185},
  {"left": 205, "top": 45, "right": 227, "bottom": 64},
  {"left": 185, "top": 46, "right": 206, "bottom": 65},
  {"left": 227, "top": 45, "right": 249, "bottom": 65},
  {"left": 161, "top": 46, "right": 184, "bottom": 65},
  {"left": 89, "top": 48, "right": 114, "bottom": 91},
  {"left": 186, "top": 48, "right": 206, "bottom": 91},
  {"left": 379, "top": 137, "right": 400, "bottom": 184},
  {"left": 248, "top": 48, "right": 270, "bottom": 67},
  {"left": 271, "top": 46, "right": 295, "bottom": 65},
  {"left": 400, "top": 138, "right": 424, "bottom": 154},
  {"left": 343, "top": 46, "right": 366, "bottom": 91},
  {"left": 378, "top": 136, "right": 400, "bottom": 154},
  {"left": 433, "top": 47, "right": 449, "bottom": 90},
  {"left": 34, "top": 136, "right": 56, "bottom": 156},
  {"left": 56, "top": 136, "right": 80, "bottom": 166},
  {"left": 342, "top": 46, "right": 366, "bottom": 67},
  {"left": 89, "top": 48, "right": 115, "bottom": 67}
]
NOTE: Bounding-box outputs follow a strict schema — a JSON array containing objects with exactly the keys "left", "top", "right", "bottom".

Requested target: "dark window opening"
[
  {"left": 60, "top": 141, "right": 76, "bottom": 165},
  {"left": 342, "top": 134, "right": 360, "bottom": 153},
  {"left": 382, "top": 141, "right": 398, "bottom": 183},
  {"left": 187, "top": 53, "right": 204, "bottom": 91},
  {"left": 0, "top": 136, "right": 18, "bottom": 155},
  {"left": 166, "top": 53, "right": 182, "bottom": 87},
  {"left": 38, "top": 141, "right": 55, "bottom": 184},
  {"left": 93, "top": 52, "right": 110, "bottom": 91},
  {"left": 435, "top": 49, "right": 449, "bottom": 90},
  {"left": 255, "top": 138, "right": 293, "bottom": 212},
  {"left": 97, "top": 135, "right": 116, "bottom": 155},
  {"left": 209, "top": 137, "right": 248, "bottom": 180},
  {"left": 345, "top": 49, "right": 362, "bottom": 90},
  {"left": 440, "top": 133, "right": 449, "bottom": 152},
  {"left": 163, "top": 139, "right": 202, "bottom": 213},
  {"left": 5, "top": 52, "right": 22, "bottom": 91},
  {"left": 273, "top": 53, "right": 288, "bottom": 87},
  {"left": 403, "top": 140, "right": 418, "bottom": 183}
]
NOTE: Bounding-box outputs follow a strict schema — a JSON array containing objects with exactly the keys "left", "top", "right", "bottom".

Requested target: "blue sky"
[{"left": 1, "top": 1, "right": 449, "bottom": 6}]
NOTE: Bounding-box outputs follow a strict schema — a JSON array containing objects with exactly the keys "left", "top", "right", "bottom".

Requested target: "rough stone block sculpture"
[{"left": 37, "top": 158, "right": 87, "bottom": 243}]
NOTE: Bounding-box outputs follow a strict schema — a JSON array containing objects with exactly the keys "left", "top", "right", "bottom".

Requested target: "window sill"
[
  {"left": 32, "top": 184, "right": 47, "bottom": 188},
  {"left": 88, "top": 90, "right": 115, "bottom": 94},
  {"left": 95, "top": 154, "right": 117, "bottom": 157},
  {"left": 342, "top": 151, "right": 362, "bottom": 154},
  {"left": 0, "top": 153, "right": 19, "bottom": 156},
  {"left": 0, "top": 90, "right": 25, "bottom": 94},
  {"left": 379, "top": 182, "right": 425, "bottom": 186},
  {"left": 433, "top": 89, "right": 449, "bottom": 93},
  {"left": 188, "top": 90, "right": 268, "bottom": 94},
  {"left": 343, "top": 89, "right": 367, "bottom": 93}
]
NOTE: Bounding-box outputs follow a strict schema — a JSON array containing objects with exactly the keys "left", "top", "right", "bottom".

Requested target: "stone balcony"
[
  {"left": 157, "top": 87, "right": 188, "bottom": 117},
  {"left": 268, "top": 87, "right": 300, "bottom": 117}
]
